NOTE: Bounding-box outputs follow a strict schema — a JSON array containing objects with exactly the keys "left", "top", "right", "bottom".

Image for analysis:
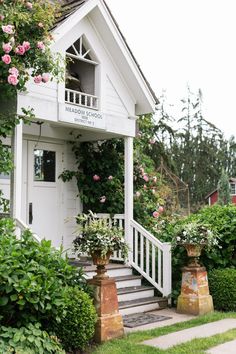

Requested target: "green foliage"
[
  {"left": 74, "top": 211, "right": 129, "bottom": 258},
  {"left": 171, "top": 221, "right": 218, "bottom": 250},
  {"left": 209, "top": 269, "right": 236, "bottom": 312},
  {"left": 50, "top": 286, "right": 97, "bottom": 351},
  {"left": 0, "top": 218, "right": 87, "bottom": 326},
  {"left": 0, "top": 322, "right": 65, "bottom": 354},
  {"left": 217, "top": 169, "right": 231, "bottom": 205},
  {"left": 188, "top": 204, "right": 236, "bottom": 269}
]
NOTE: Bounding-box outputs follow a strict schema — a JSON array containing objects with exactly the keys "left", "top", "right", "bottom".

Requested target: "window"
[
  {"left": 65, "top": 35, "right": 99, "bottom": 110},
  {"left": 34, "top": 149, "right": 56, "bottom": 182},
  {"left": 230, "top": 183, "right": 236, "bottom": 195}
]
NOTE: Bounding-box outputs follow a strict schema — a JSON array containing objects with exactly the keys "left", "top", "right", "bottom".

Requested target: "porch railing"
[
  {"left": 96, "top": 214, "right": 172, "bottom": 298},
  {"left": 65, "top": 88, "right": 99, "bottom": 110}
]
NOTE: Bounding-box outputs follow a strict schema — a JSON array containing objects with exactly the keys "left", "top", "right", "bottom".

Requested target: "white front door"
[{"left": 27, "top": 141, "right": 63, "bottom": 248}]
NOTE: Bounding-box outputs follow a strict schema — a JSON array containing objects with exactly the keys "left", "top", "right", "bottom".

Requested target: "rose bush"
[{"left": 0, "top": 0, "right": 62, "bottom": 97}]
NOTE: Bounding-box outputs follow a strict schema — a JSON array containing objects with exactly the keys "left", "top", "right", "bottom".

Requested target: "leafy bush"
[
  {"left": 0, "top": 219, "right": 87, "bottom": 326},
  {"left": 188, "top": 204, "right": 236, "bottom": 269},
  {"left": 0, "top": 322, "right": 65, "bottom": 354},
  {"left": 50, "top": 286, "right": 97, "bottom": 352},
  {"left": 209, "top": 268, "right": 236, "bottom": 312}
]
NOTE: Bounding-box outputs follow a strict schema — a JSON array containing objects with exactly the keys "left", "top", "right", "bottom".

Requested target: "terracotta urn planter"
[
  {"left": 91, "top": 251, "right": 112, "bottom": 279},
  {"left": 183, "top": 243, "right": 205, "bottom": 267}
]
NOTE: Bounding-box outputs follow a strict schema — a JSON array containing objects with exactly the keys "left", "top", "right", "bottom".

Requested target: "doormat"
[{"left": 123, "top": 313, "right": 172, "bottom": 328}]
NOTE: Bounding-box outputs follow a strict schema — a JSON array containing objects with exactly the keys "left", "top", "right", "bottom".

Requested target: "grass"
[{"left": 92, "top": 312, "right": 236, "bottom": 354}]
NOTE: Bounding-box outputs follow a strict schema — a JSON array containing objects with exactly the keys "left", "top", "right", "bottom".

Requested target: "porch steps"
[{"left": 82, "top": 262, "right": 168, "bottom": 316}]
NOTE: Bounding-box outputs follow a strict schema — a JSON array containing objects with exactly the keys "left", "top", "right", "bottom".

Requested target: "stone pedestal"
[
  {"left": 88, "top": 276, "right": 124, "bottom": 343},
  {"left": 177, "top": 266, "right": 214, "bottom": 315}
]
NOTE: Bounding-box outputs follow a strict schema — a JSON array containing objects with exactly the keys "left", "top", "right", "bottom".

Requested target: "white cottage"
[{"left": 1, "top": 0, "right": 171, "bottom": 313}]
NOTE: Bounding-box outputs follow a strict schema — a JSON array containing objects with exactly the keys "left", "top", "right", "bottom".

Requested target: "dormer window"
[{"left": 65, "top": 36, "right": 99, "bottom": 110}]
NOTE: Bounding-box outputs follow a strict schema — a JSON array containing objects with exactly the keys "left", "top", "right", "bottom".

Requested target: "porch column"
[
  {"left": 124, "top": 136, "right": 133, "bottom": 263},
  {"left": 10, "top": 121, "right": 23, "bottom": 219}
]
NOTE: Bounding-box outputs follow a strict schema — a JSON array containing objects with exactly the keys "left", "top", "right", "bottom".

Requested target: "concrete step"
[
  {"left": 119, "top": 296, "right": 168, "bottom": 316},
  {"left": 117, "top": 285, "right": 155, "bottom": 302},
  {"left": 84, "top": 263, "right": 133, "bottom": 279},
  {"left": 114, "top": 274, "right": 142, "bottom": 289}
]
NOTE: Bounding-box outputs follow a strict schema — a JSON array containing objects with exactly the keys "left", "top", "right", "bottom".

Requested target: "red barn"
[{"left": 206, "top": 178, "right": 236, "bottom": 205}]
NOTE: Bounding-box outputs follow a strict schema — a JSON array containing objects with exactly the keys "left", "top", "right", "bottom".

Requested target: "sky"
[{"left": 106, "top": 0, "right": 236, "bottom": 138}]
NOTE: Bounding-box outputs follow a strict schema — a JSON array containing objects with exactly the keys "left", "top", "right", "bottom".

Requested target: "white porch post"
[
  {"left": 124, "top": 136, "right": 133, "bottom": 264},
  {"left": 10, "top": 121, "right": 23, "bottom": 219}
]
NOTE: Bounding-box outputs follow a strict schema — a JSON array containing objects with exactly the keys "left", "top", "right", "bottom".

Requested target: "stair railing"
[
  {"left": 15, "top": 218, "right": 41, "bottom": 243},
  {"left": 130, "top": 219, "right": 171, "bottom": 298},
  {"left": 96, "top": 214, "right": 172, "bottom": 299}
]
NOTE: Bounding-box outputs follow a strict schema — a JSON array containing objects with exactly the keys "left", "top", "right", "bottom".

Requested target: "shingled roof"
[{"left": 54, "top": 0, "right": 158, "bottom": 104}]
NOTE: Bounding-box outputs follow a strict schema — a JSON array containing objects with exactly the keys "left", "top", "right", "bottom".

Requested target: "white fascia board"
[
  {"left": 52, "top": 0, "right": 100, "bottom": 43},
  {"left": 97, "top": 1, "right": 156, "bottom": 113}
]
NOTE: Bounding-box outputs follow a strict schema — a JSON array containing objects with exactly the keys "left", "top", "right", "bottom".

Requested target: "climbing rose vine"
[{"left": 0, "top": 0, "right": 62, "bottom": 98}]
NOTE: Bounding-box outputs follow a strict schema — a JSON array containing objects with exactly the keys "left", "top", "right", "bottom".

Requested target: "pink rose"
[
  {"left": 93, "top": 174, "right": 100, "bottom": 181},
  {"left": 15, "top": 45, "right": 25, "bottom": 55},
  {"left": 37, "top": 41, "right": 45, "bottom": 50},
  {"left": 23, "top": 41, "right": 30, "bottom": 51},
  {"left": 153, "top": 176, "right": 157, "bottom": 183},
  {"left": 8, "top": 74, "right": 19, "bottom": 86},
  {"left": 149, "top": 139, "right": 155, "bottom": 144},
  {"left": 108, "top": 175, "right": 113, "bottom": 180},
  {"left": 143, "top": 174, "right": 149, "bottom": 182},
  {"left": 135, "top": 191, "right": 141, "bottom": 198},
  {"left": 26, "top": 2, "right": 33, "bottom": 9},
  {"left": 2, "top": 25, "right": 14, "bottom": 34},
  {"left": 153, "top": 211, "right": 159, "bottom": 218},
  {"left": 42, "top": 73, "right": 50, "bottom": 83},
  {"left": 34, "top": 75, "right": 42, "bottom": 84},
  {"left": 100, "top": 196, "right": 106, "bottom": 203},
  {"left": 9, "top": 67, "right": 19, "bottom": 76},
  {"left": 2, "top": 54, "right": 11, "bottom": 64},
  {"left": 2, "top": 42, "right": 12, "bottom": 53},
  {"left": 0, "top": 15, "right": 5, "bottom": 21},
  {"left": 158, "top": 206, "right": 164, "bottom": 213},
  {"left": 143, "top": 184, "right": 147, "bottom": 190}
]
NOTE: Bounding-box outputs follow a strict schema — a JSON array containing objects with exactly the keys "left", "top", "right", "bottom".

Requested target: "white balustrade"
[
  {"left": 15, "top": 218, "right": 41, "bottom": 243},
  {"left": 65, "top": 88, "right": 98, "bottom": 110},
  {"left": 95, "top": 214, "right": 172, "bottom": 298},
  {"left": 130, "top": 219, "right": 172, "bottom": 298}
]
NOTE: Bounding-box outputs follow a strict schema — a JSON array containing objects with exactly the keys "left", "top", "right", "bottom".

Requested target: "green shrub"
[
  {"left": 0, "top": 219, "right": 87, "bottom": 326},
  {"left": 209, "top": 268, "right": 236, "bottom": 312},
  {"left": 51, "top": 286, "right": 97, "bottom": 351},
  {"left": 0, "top": 322, "right": 65, "bottom": 354}
]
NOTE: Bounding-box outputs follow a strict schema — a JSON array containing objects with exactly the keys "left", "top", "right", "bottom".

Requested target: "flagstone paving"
[
  {"left": 206, "top": 339, "right": 236, "bottom": 354},
  {"left": 142, "top": 318, "right": 236, "bottom": 349}
]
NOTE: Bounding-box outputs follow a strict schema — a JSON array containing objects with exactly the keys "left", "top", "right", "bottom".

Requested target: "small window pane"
[
  {"left": 34, "top": 149, "right": 56, "bottom": 182},
  {"left": 230, "top": 183, "right": 235, "bottom": 195}
]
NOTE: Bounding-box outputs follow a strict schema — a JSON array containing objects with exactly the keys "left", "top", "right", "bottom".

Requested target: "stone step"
[
  {"left": 84, "top": 263, "right": 133, "bottom": 279},
  {"left": 117, "top": 285, "right": 155, "bottom": 302},
  {"left": 114, "top": 274, "right": 142, "bottom": 289},
  {"left": 119, "top": 296, "right": 168, "bottom": 316}
]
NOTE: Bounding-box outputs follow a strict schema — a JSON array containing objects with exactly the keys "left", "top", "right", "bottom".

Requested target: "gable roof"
[
  {"left": 205, "top": 177, "right": 236, "bottom": 199},
  {"left": 54, "top": 0, "right": 158, "bottom": 106}
]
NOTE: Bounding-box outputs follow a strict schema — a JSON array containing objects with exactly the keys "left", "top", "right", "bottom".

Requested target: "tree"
[{"left": 217, "top": 169, "right": 231, "bottom": 205}]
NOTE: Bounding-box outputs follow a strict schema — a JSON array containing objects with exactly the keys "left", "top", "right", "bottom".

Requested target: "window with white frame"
[
  {"left": 230, "top": 183, "right": 236, "bottom": 195},
  {"left": 65, "top": 35, "right": 99, "bottom": 110}
]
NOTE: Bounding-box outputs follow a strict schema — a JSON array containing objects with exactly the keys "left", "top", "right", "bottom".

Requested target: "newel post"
[
  {"left": 162, "top": 243, "right": 172, "bottom": 303},
  {"left": 124, "top": 136, "right": 133, "bottom": 263}
]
